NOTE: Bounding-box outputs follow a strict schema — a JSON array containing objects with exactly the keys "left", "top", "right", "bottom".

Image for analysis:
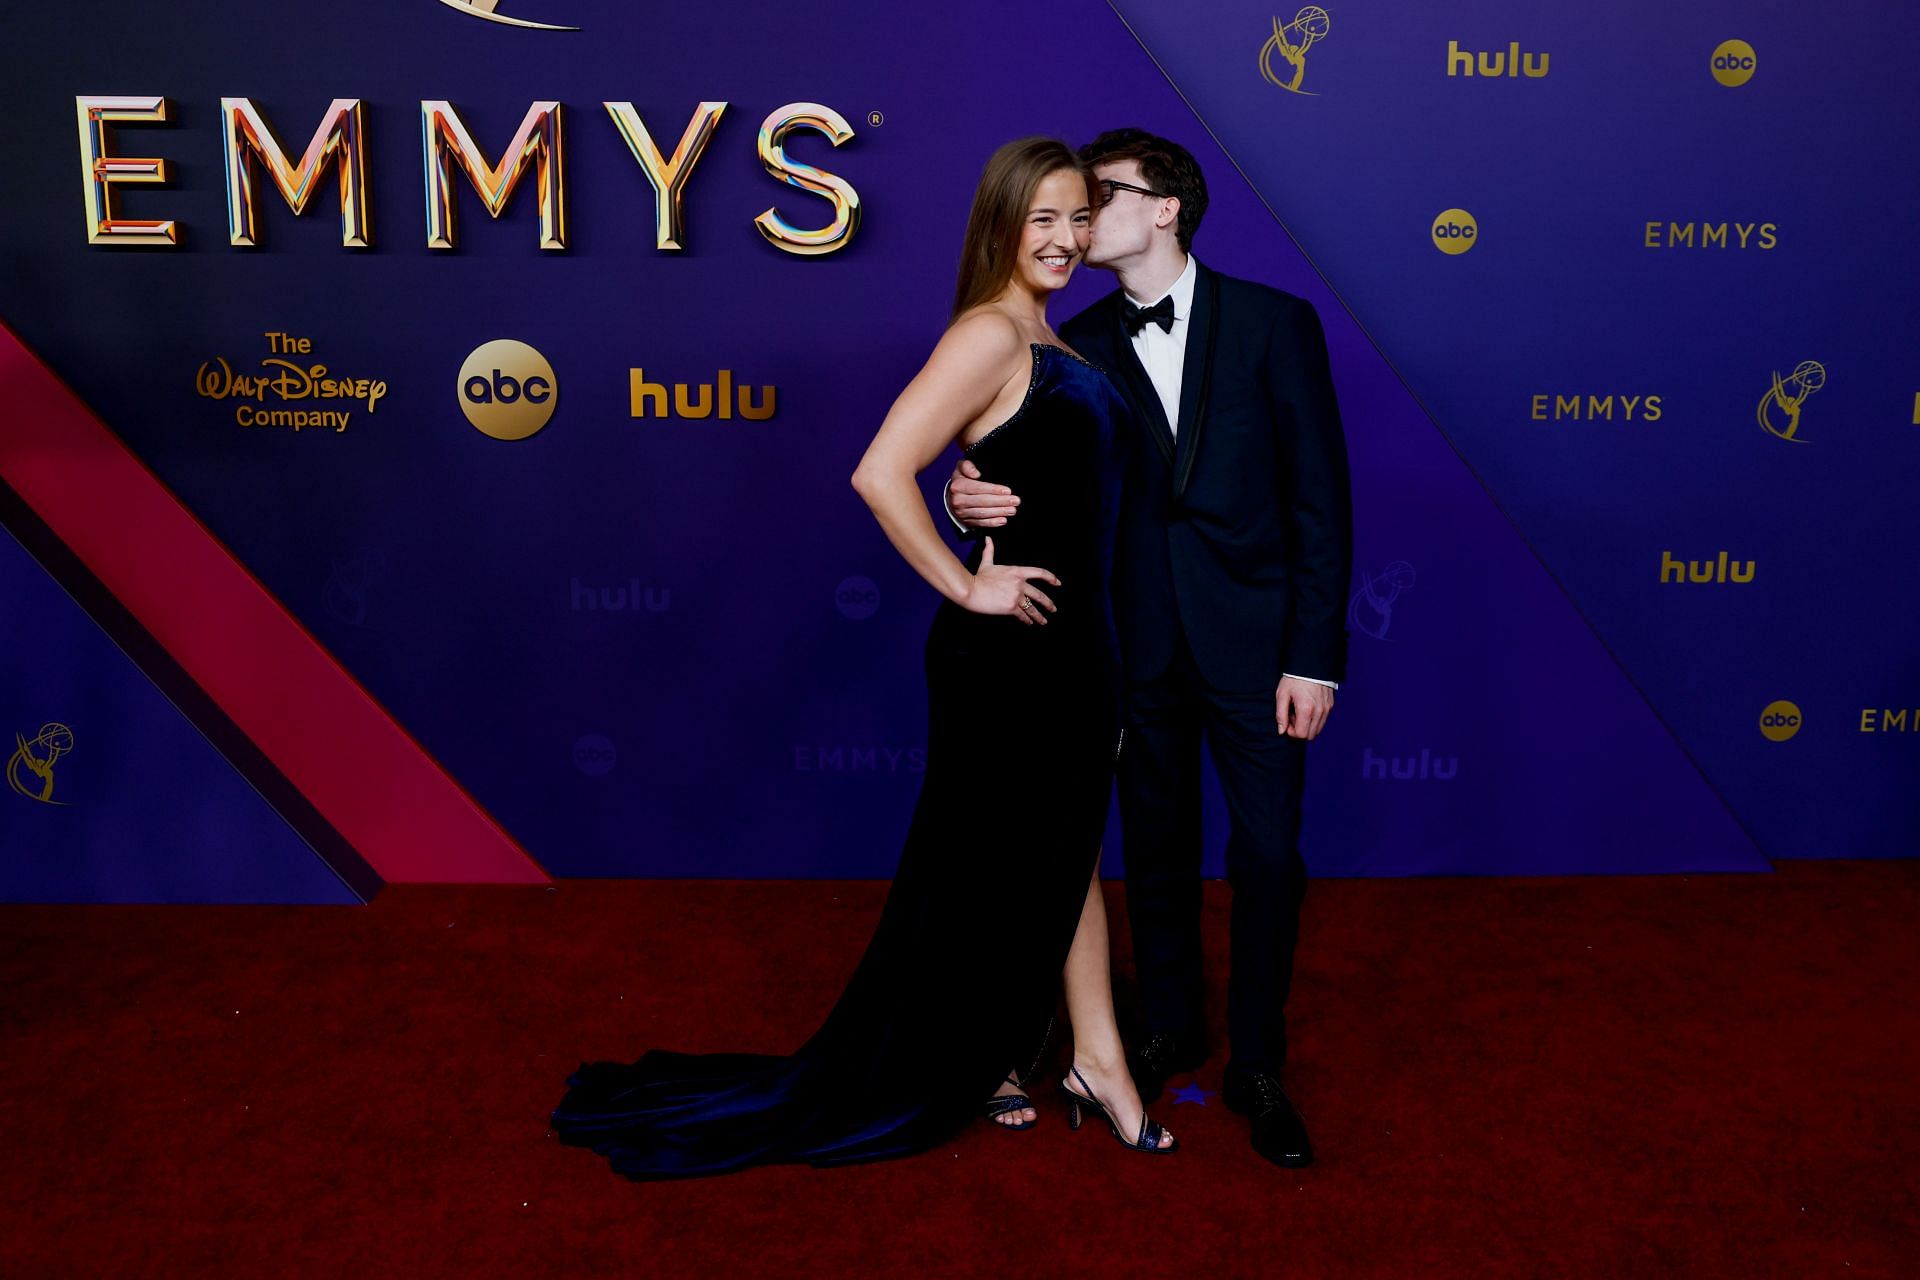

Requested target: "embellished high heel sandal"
[
  {"left": 983, "top": 1071, "right": 1037, "bottom": 1131},
  {"left": 1057, "top": 1063, "right": 1179, "bottom": 1153}
]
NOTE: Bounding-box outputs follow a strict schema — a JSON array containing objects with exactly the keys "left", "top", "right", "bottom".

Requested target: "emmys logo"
[
  {"left": 572, "top": 734, "right": 617, "bottom": 777},
  {"left": 1431, "top": 209, "right": 1476, "bottom": 254},
  {"left": 629, "top": 369, "right": 776, "bottom": 420},
  {"left": 835, "top": 576, "right": 880, "bottom": 620},
  {"left": 460, "top": 339, "right": 557, "bottom": 440},
  {"left": 1660, "top": 551, "right": 1755, "bottom": 585},
  {"left": 325, "top": 548, "right": 388, "bottom": 627},
  {"left": 1758, "top": 360, "right": 1824, "bottom": 442},
  {"left": 793, "top": 745, "right": 927, "bottom": 774},
  {"left": 1361, "top": 747, "right": 1459, "bottom": 782},
  {"left": 435, "top": 1, "right": 578, "bottom": 31},
  {"left": 195, "top": 332, "right": 388, "bottom": 434},
  {"left": 1711, "top": 40, "right": 1757, "bottom": 87},
  {"left": 1349, "top": 561, "right": 1415, "bottom": 641},
  {"left": 7, "top": 722, "right": 74, "bottom": 805},
  {"left": 1643, "top": 221, "right": 1777, "bottom": 249},
  {"left": 79, "top": 96, "right": 858, "bottom": 256},
  {"left": 1860, "top": 707, "right": 1919, "bottom": 733},
  {"left": 1445, "top": 40, "right": 1550, "bottom": 78},
  {"left": 1531, "top": 394, "right": 1664, "bottom": 422},
  {"left": 1259, "top": 7, "right": 1331, "bottom": 95},
  {"left": 1758, "top": 700, "right": 1801, "bottom": 742}
]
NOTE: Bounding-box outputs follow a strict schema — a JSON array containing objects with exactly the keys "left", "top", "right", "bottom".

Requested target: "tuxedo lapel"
[
  {"left": 1171, "top": 261, "right": 1219, "bottom": 498},
  {"left": 1107, "top": 296, "right": 1177, "bottom": 469}
]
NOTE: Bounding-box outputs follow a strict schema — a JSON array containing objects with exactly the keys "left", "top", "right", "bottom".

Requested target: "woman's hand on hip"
[{"left": 965, "top": 536, "right": 1059, "bottom": 625}]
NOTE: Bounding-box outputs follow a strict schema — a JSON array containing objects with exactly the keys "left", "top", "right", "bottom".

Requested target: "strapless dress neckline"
[{"left": 965, "top": 343, "right": 1108, "bottom": 458}]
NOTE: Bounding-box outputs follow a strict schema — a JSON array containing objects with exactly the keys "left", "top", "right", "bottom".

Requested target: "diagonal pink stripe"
[{"left": 0, "top": 317, "right": 548, "bottom": 884}]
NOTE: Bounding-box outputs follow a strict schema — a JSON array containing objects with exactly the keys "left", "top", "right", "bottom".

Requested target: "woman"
[{"left": 549, "top": 138, "right": 1173, "bottom": 1180}]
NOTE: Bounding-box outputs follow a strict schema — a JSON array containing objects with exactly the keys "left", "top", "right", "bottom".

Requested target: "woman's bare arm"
[{"left": 851, "top": 314, "right": 1058, "bottom": 619}]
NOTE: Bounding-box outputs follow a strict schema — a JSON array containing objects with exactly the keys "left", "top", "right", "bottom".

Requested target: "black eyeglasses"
[{"left": 1095, "top": 178, "right": 1169, "bottom": 208}]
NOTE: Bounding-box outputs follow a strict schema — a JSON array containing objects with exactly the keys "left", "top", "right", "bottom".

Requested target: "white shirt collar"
[{"left": 1124, "top": 252, "right": 1197, "bottom": 320}]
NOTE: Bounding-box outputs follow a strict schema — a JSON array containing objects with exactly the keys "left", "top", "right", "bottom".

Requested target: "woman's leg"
[{"left": 1060, "top": 857, "right": 1175, "bottom": 1147}]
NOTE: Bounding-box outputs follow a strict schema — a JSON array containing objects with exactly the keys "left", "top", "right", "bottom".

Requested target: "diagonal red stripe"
[{"left": 0, "top": 318, "right": 548, "bottom": 884}]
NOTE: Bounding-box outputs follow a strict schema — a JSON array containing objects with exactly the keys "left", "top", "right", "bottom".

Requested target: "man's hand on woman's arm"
[{"left": 945, "top": 458, "right": 1021, "bottom": 534}]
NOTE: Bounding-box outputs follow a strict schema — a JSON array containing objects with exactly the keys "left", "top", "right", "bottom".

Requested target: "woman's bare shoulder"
[{"left": 935, "top": 307, "right": 1028, "bottom": 370}]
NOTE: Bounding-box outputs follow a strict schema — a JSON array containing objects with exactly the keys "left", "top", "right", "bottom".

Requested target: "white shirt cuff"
[
  {"left": 1283, "top": 672, "right": 1340, "bottom": 690},
  {"left": 941, "top": 482, "right": 969, "bottom": 537}
]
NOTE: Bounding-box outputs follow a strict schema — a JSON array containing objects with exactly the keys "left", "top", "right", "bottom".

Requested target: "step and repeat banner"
[{"left": 0, "top": 1, "right": 1909, "bottom": 900}]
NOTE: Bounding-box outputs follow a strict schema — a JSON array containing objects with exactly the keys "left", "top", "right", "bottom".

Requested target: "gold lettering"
[
  {"left": 674, "top": 382, "right": 713, "bottom": 418},
  {"left": 754, "top": 103, "right": 860, "bottom": 256},
  {"left": 76, "top": 95, "right": 178, "bottom": 246},
  {"left": 420, "top": 100, "right": 567, "bottom": 250},
  {"left": 739, "top": 383, "right": 777, "bottom": 419},
  {"left": 604, "top": 100, "right": 727, "bottom": 251},
  {"left": 629, "top": 369, "right": 667, "bottom": 417},
  {"left": 222, "top": 98, "right": 370, "bottom": 248}
]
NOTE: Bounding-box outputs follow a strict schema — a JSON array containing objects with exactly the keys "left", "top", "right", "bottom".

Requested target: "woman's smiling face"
[{"left": 1009, "top": 167, "right": 1092, "bottom": 295}]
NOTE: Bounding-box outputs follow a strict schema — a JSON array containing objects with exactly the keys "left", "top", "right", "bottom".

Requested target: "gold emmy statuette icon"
[
  {"left": 7, "top": 722, "right": 74, "bottom": 805},
  {"left": 1758, "top": 360, "right": 1825, "bottom": 442},
  {"left": 435, "top": 0, "right": 579, "bottom": 31},
  {"left": 1260, "top": 7, "right": 1332, "bottom": 95}
]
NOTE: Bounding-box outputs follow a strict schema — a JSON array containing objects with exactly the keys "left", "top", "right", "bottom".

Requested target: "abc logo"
[
  {"left": 1711, "top": 39, "right": 1756, "bottom": 87},
  {"left": 572, "top": 733, "right": 618, "bottom": 777},
  {"left": 1431, "top": 208, "right": 1477, "bottom": 255},
  {"left": 1758, "top": 700, "right": 1802, "bottom": 742},
  {"left": 835, "top": 575, "right": 880, "bottom": 621},
  {"left": 459, "top": 339, "right": 558, "bottom": 440}
]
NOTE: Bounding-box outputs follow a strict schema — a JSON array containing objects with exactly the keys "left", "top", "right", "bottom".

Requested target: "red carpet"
[{"left": 3, "top": 862, "right": 1916, "bottom": 1277}]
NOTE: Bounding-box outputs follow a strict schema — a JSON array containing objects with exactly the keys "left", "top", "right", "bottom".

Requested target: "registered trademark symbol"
[{"left": 867, "top": 110, "right": 884, "bottom": 127}]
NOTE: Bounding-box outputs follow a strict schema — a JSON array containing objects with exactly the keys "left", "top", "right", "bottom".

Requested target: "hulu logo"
[
  {"left": 1361, "top": 747, "right": 1459, "bottom": 781},
  {"left": 628, "top": 369, "right": 776, "bottom": 420},
  {"left": 1446, "top": 40, "right": 1549, "bottom": 78},
  {"left": 1659, "top": 551, "right": 1755, "bottom": 585}
]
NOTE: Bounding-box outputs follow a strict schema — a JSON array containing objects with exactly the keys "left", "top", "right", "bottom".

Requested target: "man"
[{"left": 946, "top": 129, "right": 1352, "bottom": 1168}]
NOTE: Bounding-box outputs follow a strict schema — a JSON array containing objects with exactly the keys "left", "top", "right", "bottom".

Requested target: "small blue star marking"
[{"left": 1170, "top": 1082, "right": 1213, "bottom": 1106}]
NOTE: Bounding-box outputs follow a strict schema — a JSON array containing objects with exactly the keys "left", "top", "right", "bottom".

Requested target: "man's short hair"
[{"left": 1078, "top": 129, "right": 1209, "bottom": 252}]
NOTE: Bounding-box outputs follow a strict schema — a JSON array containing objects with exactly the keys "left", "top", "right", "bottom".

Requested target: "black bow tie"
[{"left": 1123, "top": 295, "right": 1176, "bottom": 335}]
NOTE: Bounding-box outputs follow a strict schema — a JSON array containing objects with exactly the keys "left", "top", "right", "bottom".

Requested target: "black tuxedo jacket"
[{"left": 1061, "top": 258, "right": 1353, "bottom": 690}]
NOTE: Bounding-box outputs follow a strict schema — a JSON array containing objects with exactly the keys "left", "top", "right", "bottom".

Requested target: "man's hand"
[
  {"left": 1277, "top": 676, "right": 1334, "bottom": 740},
  {"left": 948, "top": 458, "right": 1021, "bottom": 528}
]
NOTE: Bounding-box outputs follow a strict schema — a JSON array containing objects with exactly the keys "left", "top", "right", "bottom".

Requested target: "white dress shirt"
[
  {"left": 1126, "top": 256, "right": 1340, "bottom": 693},
  {"left": 1123, "top": 251, "right": 1197, "bottom": 437}
]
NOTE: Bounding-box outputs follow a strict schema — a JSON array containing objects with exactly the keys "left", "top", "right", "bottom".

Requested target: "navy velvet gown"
[{"left": 550, "top": 342, "right": 1131, "bottom": 1179}]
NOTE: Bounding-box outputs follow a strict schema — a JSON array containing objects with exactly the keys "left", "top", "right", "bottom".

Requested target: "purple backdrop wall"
[{"left": 2, "top": 1, "right": 1909, "bottom": 899}]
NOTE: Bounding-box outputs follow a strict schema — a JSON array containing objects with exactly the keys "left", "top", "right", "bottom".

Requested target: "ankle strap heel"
[{"left": 1056, "top": 1064, "right": 1178, "bottom": 1154}]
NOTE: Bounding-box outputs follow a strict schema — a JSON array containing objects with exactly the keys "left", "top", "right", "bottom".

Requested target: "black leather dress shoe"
[
  {"left": 1127, "top": 1032, "right": 1207, "bottom": 1106},
  {"left": 1222, "top": 1069, "right": 1313, "bottom": 1168}
]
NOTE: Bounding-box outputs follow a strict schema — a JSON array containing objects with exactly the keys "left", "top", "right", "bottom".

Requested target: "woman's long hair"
[{"left": 950, "top": 137, "right": 1092, "bottom": 322}]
